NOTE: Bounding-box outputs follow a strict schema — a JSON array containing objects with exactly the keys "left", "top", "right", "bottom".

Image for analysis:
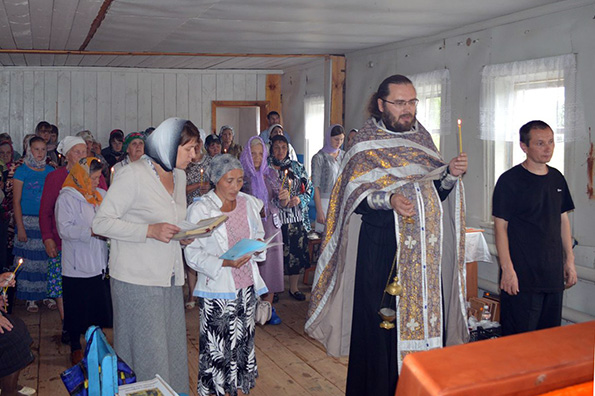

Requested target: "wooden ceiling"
[{"left": 0, "top": 0, "right": 570, "bottom": 70}]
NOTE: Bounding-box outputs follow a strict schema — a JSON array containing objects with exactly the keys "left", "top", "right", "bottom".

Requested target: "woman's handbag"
[
  {"left": 255, "top": 299, "right": 272, "bottom": 325},
  {"left": 60, "top": 326, "right": 136, "bottom": 396}
]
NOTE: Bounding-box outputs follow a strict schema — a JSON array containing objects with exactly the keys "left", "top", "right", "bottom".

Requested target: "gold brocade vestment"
[{"left": 305, "top": 118, "right": 468, "bottom": 371}]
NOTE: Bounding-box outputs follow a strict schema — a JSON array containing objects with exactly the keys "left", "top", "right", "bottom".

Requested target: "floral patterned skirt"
[
  {"left": 281, "top": 222, "right": 309, "bottom": 276},
  {"left": 198, "top": 286, "right": 257, "bottom": 396},
  {"left": 46, "top": 251, "right": 63, "bottom": 298}
]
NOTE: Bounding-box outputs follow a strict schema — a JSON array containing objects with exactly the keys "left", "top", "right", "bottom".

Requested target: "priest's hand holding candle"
[{"left": 448, "top": 119, "right": 468, "bottom": 177}]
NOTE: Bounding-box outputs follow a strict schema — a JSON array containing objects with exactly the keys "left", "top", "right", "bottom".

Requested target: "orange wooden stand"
[{"left": 396, "top": 321, "right": 595, "bottom": 396}]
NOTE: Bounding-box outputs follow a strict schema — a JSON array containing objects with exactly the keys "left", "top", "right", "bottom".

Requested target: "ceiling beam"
[
  {"left": 0, "top": 49, "right": 331, "bottom": 59},
  {"left": 79, "top": 0, "right": 115, "bottom": 51}
]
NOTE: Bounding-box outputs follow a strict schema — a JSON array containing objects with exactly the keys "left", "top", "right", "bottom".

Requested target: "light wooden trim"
[
  {"left": 265, "top": 75, "right": 282, "bottom": 122},
  {"left": 330, "top": 55, "right": 346, "bottom": 125},
  {"left": 211, "top": 101, "right": 270, "bottom": 134}
]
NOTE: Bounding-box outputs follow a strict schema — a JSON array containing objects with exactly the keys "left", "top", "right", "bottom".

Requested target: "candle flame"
[{"left": 457, "top": 119, "right": 462, "bottom": 126}]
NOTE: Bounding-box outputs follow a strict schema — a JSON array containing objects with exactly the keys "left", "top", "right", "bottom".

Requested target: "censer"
[
  {"left": 378, "top": 252, "right": 402, "bottom": 330},
  {"left": 378, "top": 214, "right": 413, "bottom": 329}
]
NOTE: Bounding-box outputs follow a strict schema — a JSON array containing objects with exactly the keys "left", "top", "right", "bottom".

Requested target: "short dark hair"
[
  {"left": 330, "top": 125, "right": 345, "bottom": 137},
  {"left": 29, "top": 136, "right": 46, "bottom": 147},
  {"left": 269, "top": 135, "right": 289, "bottom": 158},
  {"left": 267, "top": 111, "right": 280, "bottom": 121},
  {"left": 35, "top": 121, "right": 51, "bottom": 134},
  {"left": 0, "top": 133, "right": 11, "bottom": 143},
  {"left": 519, "top": 120, "right": 551, "bottom": 146},
  {"left": 179, "top": 120, "right": 200, "bottom": 147},
  {"left": 109, "top": 129, "right": 124, "bottom": 145},
  {"left": 89, "top": 158, "right": 103, "bottom": 173},
  {"left": 367, "top": 74, "right": 414, "bottom": 120},
  {"left": 205, "top": 134, "right": 222, "bottom": 147}
]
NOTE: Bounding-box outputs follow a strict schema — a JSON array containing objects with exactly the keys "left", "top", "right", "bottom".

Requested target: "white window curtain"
[
  {"left": 408, "top": 69, "right": 451, "bottom": 135},
  {"left": 304, "top": 95, "right": 325, "bottom": 174},
  {"left": 480, "top": 54, "right": 583, "bottom": 142}
]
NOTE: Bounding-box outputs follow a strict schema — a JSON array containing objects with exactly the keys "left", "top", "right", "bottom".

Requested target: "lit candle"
[
  {"left": 110, "top": 167, "right": 114, "bottom": 184},
  {"left": 200, "top": 168, "right": 204, "bottom": 183},
  {"left": 288, "top": 179, "right": 293, "bottom": 198},
  {"left": 281, "top": 169, "right": 288, "bottom": 189},
  {"left": 457, "top": 119, "right": 463, "bottom": 154},
  {"left": 2, "top": 258, "right": 22, "bottom": 310},
  {"left": 13, "top": 258, "right": 23, "bottom": 275}
]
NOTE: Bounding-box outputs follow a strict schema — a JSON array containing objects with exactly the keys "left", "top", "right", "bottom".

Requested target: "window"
[
  {"left": 304, "top": 95, "right": 324, "bottom": 174},
  {"left": 409, "top": 69, "right": 451, "bottom": 151},
  {"left": 480, "top": 54, "right": 582, "bottom": 221}
]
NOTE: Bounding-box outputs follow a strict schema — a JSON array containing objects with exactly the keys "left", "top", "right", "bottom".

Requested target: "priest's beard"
[{"left": 381, "top": 110, "right": 416, "bottom": 133}]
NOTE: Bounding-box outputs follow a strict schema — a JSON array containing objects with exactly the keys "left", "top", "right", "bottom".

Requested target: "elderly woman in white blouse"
[{"left": 185, "top": 154, "right": 268, "bottom": 396}]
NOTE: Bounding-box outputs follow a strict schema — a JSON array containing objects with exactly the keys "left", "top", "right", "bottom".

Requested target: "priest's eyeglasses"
[{"left": 381, "top": 98, "right": 419, "bottom": 108}]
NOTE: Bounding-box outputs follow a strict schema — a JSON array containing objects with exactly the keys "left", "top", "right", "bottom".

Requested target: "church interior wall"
[{"left": 341, "top": 2, "right": 595, "bottom": 321}]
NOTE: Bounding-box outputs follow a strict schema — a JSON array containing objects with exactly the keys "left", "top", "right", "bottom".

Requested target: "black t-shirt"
[{"left": 492, "top": 165, "right": 574, "bottom": 293}]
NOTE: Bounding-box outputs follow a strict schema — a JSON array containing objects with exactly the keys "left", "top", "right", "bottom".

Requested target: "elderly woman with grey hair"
[
  {"left": 184, "top": 154, "right": 268, "bottom": 396},
  {"left": 219, "top": 125, "right": 243, "bottom": 159}
]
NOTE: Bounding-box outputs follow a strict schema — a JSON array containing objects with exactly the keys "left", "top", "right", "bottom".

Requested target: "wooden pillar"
[
  {"left": 330, "top": 55, "right": 346, "bottom": 126},
  {"left": 265, "top": 74, "right": 282, "bottom": 127}
]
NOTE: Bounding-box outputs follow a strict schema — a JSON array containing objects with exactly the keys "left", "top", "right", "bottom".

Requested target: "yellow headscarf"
[{"left": 62, "top": 157, "right": 103, "bottom": 206}]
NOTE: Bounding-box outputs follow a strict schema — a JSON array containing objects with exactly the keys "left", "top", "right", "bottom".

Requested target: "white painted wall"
[
  {"left": 0, "top": 67, "right": 271, "bottom": 152},
  {"left": 342, "top": 2, "right": 595, "bottom": 320}
]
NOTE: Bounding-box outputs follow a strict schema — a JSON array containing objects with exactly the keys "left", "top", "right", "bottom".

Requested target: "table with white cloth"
[{"left": 465, "top": 229, "right": 492, "bottom": 300}]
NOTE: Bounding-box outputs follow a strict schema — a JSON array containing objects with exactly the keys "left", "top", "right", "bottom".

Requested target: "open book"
[
  {"left": 117, "top": 374, "right": 178, "bottom": 396},
  {"left": 220, "top": 231, "right": 282, "bottom": 260},
  {"left": 172, "top": 214, "right": 228, "bottom": 241}
]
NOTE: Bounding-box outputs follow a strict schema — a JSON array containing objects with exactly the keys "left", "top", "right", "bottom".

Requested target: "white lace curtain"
[
  {"left": 409, "top": 69, "right": 451, "bottom": 135},
  {"left": 479, "top": 54, "right": 583, "bottom": 142}
]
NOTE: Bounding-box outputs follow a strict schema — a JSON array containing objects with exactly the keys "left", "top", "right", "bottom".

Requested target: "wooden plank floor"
[{"left": 11, "top": 283, "right": 348, "bottom": 395}]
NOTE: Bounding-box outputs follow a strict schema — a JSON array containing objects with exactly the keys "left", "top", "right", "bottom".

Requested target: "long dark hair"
[{"left": 367, "top": 74, "right": 413, "bottom": 120}]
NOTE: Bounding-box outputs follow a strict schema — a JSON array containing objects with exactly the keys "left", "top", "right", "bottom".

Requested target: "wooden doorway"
[{"left": 211, "top": 100, "right": 270, "bottom": 137}]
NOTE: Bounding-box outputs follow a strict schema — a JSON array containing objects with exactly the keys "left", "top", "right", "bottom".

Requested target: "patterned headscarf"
[
  {"left": 123, "top": 132, "right": 145, "bottom": 153},
  {"left": 269, "top": 135, "right": 291, "bottom": 168},
  {"left": 209, "top": 154, "right": 243, "bottom": 185},
  {"left": 240, "top": 136, "right": 269, "bottom": 217},
  {"left": 62, "top": 157, "right": 103, "bottom": 206},
  {"left": 24, "top": 136, "right": 47, "bottom": 170}
]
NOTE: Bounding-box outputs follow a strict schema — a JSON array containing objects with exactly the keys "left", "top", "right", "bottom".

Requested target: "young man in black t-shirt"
[{"left": 492, "top": 120, "right": 577, "bottom": 336}]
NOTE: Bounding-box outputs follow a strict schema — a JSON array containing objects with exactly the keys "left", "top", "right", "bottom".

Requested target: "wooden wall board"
[
  {"left": 125, "top": 72, "right": 139, "bottom": 132},
  {"left": 83, "top": 71, "right": 98, "bottom": 135},
  {"left": 0, "top": 66, "right": 267, "bottom": 150}
]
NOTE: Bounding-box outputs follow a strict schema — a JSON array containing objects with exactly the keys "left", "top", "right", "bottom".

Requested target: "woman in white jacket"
[
  {"left": 55, "top": 157, "right": 111, "bottom": 364},
  {"left": 92, "top": 118, "right": 199, "bottom": 395},
  {"left": 185, "top": 154, "right": 267, "bottom": 396}
]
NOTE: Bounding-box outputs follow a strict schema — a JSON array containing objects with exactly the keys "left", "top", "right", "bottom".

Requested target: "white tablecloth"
[{"left": 465, "top": 230, "right": 492, "bottom": 263}]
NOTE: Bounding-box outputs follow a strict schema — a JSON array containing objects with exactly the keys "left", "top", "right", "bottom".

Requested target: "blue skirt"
[{"left": 13, "top": 215, "right": 49, "bottom": 301}]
